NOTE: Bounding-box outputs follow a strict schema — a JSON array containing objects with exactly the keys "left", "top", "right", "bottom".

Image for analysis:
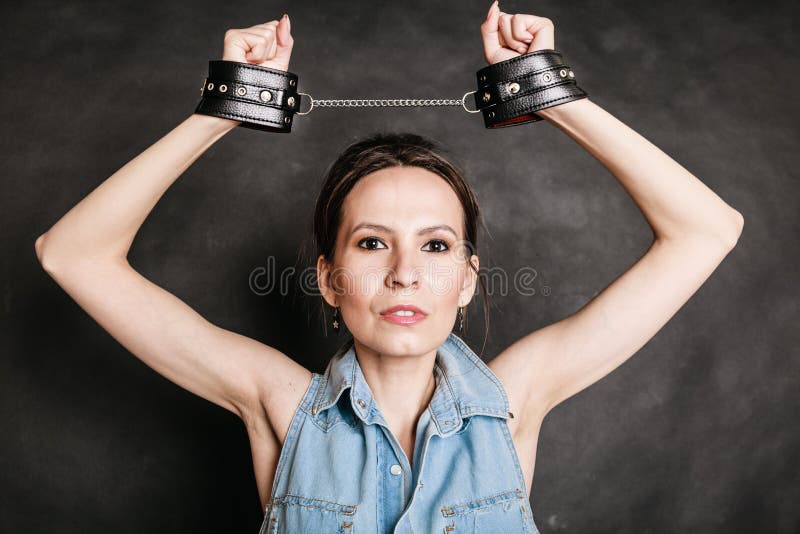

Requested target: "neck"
[{"left": 352, "top": 338, "right": 438, "bottom": 428}]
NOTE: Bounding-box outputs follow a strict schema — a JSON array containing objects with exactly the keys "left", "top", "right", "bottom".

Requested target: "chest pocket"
[
  {"left": 440, "top": 488, "right": 537, "bottom": 533},
  {"left": 265, "top": 494, "right": 357, "bottom": 534}
]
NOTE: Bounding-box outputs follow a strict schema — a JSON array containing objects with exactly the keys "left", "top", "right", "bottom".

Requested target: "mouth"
[{"left": 380, "top": 305, "right": 428, "bottom": 326}]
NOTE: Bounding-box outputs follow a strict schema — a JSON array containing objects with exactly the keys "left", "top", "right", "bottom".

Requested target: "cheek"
[
  {"left": 427, "top": 260, "right": 466, "bottom": 298},
  {"left": 331, "top": 261, "right": 386, "bottom": 297}
]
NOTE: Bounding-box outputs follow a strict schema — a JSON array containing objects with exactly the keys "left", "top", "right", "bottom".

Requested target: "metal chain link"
[
  {"left": 315, "top": 98, "right": 462, "bottom": 107},
  {"left": 296, "top": 91, "right": 480, "bottom": 115}
]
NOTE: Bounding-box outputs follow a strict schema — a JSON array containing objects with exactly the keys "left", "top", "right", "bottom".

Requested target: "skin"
[{"left": 316, "top": 166, "right": 479, "bottom": 432}]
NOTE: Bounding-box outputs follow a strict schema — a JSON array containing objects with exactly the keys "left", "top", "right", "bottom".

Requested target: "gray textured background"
[{"left": 2, "top": 0, "right": 798, "bottom": 532}]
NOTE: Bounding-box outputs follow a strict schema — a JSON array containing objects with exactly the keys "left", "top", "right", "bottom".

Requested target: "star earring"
[{"left": 332, "top": 306, "right": 340, "bottom": 333}]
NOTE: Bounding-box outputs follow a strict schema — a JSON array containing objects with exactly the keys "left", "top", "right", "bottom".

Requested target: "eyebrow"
[{"left": 350, "top": 222, "right": 458, "bottom": 237}]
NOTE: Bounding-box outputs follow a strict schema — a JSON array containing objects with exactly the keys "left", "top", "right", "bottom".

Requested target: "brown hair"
[{"left": 300, "top": 131, "right": 492, "bottom": 356}]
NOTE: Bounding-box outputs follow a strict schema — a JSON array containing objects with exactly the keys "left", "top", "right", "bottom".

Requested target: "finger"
[
  {"left": 247, "top": 20, "right": 279, "bottom": 31},
  {"left": 273, "top": 14, "right": 294, "bottom": 63},
  {"left": 238, "top": 29, "right": 276, "bottom": 60},
  {"left": 511, "top": 15, "right": 534, "bottom": 45},
  {"left": 226, "top": 30, "right": 270, "bottom": 62},
  {"left": 480, "top": 1, "right": 502, "bottom": 63},
  {"left": 498, "top": 13, "right": 527, "bottom": 55},
  {"left": 514, "top": 14, "right": 555, "bottom": 51},
  {"left": 275, "top": 13, "right": 293, "bottom": 48}
]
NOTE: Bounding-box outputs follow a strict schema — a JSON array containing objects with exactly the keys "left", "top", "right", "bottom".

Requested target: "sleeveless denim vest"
[{"left": 258, "top": 332, "right": 540, "bottom": 534}]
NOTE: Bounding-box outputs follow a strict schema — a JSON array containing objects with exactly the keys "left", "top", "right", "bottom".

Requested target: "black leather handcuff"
[{"left": 193, "top": 49, "right": 588, "bottom": 133}]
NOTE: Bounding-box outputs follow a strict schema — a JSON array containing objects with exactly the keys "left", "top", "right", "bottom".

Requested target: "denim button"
[{"left": 390, "top": 464, "right": 402, "bottom": 475}]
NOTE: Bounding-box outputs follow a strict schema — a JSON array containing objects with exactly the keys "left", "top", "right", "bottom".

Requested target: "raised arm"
[
  {"left": 34, "top": 16, "right": 309, "bottom": 427},
  {"left": 479, "top": 4, "right": 743, "bottom": 428}
]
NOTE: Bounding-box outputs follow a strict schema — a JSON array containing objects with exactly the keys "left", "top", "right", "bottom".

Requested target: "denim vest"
[{"left": 258, "top": 332, "right": 540, "bottom": 534}]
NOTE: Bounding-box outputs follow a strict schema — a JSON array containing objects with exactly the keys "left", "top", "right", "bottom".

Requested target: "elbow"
[
  {"left": 724, "top": 209, "right": 744, "bottom": 249},
  {"left": 35, "top": 233, "right": 59, "bottom": 274},
  {"left": 35, "top": 233, "right": 47, "bottom": 264}
]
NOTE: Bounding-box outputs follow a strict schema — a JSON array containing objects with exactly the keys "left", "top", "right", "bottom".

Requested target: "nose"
[{"left": 385, "top": 243, "right": 421, "bottom": 289}]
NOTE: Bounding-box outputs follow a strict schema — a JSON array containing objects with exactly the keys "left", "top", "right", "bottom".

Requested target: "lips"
[
  {"left": 380, "top": 304, "right": 428, "bottom": 326},
  {"left": 380, "top": 304, "right": 427, "bottom": 316}
]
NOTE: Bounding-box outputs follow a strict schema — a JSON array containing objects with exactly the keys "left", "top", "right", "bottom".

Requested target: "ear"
[
  {"left": 317, "top": 254, "right": 338, "bottom": 308},
  {"left": 458, "top": 254, "right": 480, "bottom": 307}
]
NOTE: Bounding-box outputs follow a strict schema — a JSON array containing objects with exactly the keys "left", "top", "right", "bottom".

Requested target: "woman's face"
[{"left": 318, "top": 166, "right": 479, "bottom": 356}]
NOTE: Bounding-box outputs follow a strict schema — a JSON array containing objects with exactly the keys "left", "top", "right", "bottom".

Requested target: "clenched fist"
[
  {"left": 480, "top": 1, "right": 555, "bottom": 65},
  {"left": 222, "top": 14, "right": 294, "bottom": 72}
]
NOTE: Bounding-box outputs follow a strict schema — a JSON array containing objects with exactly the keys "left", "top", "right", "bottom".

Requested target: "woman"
[{"left": 34, "top": 3, "right": 744, "bottom": 533}]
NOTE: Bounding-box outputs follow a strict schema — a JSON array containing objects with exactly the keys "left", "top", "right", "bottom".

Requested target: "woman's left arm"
[{"left": 482, "top": 2, "right": 743, "bottom": 424}]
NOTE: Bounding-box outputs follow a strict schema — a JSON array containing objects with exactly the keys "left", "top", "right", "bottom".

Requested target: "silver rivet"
[
  {"left": 284, "top": 116, "right": 291, "bottom": 123},
  {"left": 287, "top": 96, "right": 295, "bottom": 107},
  {"left": 289, "top": 79, "right": 296, "bottom": 86},
  {"left": 219, "top": 84, "right": 227, "bottom": 93},
  {"left": 480, "top": 74, "right": 486, "bottom": 82},
  {"left": 259, "top": 90, "right": 272, "bottom": 102},
  {"left": 559, "top": 69, "right": 567, "bottom": 77},
  {"left": 508, "top": 82, "right": 520, "bottom": 94},
  {"left": 236, "top": 86, "right": 247, "bottom": 96},
  {"left": 482, "top": 91, "right": 491, "bottom": 103},
  {"left": 207, "top": 82, "right": 214, "bottom": 90},
  {"left": 542, "top": 72, "right": 552, "bottom": 82},
  {"left": 488, "top": 111, "right": 495, "bottom": 118},
  {"left": 357, "top": 398, "right": 366, "bottom": 408},
  {"left": 568, "top": 70, "right": 575, "bottom": 78}
]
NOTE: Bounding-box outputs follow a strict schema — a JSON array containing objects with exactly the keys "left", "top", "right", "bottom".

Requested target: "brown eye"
[
  {"left": 357, "top": 237, "right": 386, "bottom": 250},
  {"left": 422, "top": 239, "right": 450, "bottom": 253}
]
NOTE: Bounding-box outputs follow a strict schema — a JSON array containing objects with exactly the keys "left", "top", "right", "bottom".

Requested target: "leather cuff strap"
[
  {"left": 194, "top": 60, "right": 301, "bottom": 133},
  {"left": 473, "top": 49, "right": 588, "bottom": 128}
]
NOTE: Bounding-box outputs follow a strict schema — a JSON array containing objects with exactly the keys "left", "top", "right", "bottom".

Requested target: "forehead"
[{"left": 340, "top": 166, "right": 463, "bottom": 234}]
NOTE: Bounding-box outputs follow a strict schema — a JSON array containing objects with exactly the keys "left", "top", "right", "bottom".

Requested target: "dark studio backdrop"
[{"left": 2, "top": 0, "right": 797, "bottom": 532}]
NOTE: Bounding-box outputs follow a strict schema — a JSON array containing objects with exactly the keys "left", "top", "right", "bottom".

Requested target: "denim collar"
[{"left": 310, "top": 332, "right": 513, "bottom": 437}]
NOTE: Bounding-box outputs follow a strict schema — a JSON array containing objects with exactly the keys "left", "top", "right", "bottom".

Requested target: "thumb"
[
  {"left": 273, "top": 14, "right": 294, "bottom": 66},
  {"left": 480, "top": 1, "right": 502, "bottom": 64}
]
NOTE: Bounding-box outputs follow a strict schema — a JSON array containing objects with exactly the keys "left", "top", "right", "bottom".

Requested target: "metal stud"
[
  {"left": 559, "top": 69, "right": 567, "bottom": 77},
  {"left": 219, "top": 84, "right": 227, "bottom": 93},
  {"left": 289, "top": 79, "right": 296, "bottom": 86},
  {"left": 482, "top": 91, "right": 491, "bottom": 103},
  {"left": 542, "top": 72, "right": 552, "bottom": 83},
  {"left": 236, "top": 86, "right": 247, "bottom": 96},
  {"left": 508, "top": 82, "right": 520, "bottom": 94},
  {"left": 568, "top": 70, "right": 575, "bottom": 78},
  {"left": 488, "top": 111, "right": 495, "bottom": 118},
  {"left": 287, "top": 96, "right": 295, "bottom": 107},
  {"left": 207, "top": 82, "right": 214, "bottom": 90},
  {"left": 480, "top": 74, "right": 486, "bottom": 82},
  {"left": 259, "top": 90, "right": 272, "bottom": 102},
  {"left": 284, "top": 116, "right": 291, "bottom": 123}
]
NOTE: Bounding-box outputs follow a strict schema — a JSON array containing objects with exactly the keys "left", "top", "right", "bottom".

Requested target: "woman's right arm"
[{"left": 34, "top": 15, "right": 309, "bottom": 428}]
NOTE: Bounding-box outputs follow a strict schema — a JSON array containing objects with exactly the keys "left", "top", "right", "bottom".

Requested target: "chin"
[{"left": 359, "top": 325, "right": 446, "bottom": 356}]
